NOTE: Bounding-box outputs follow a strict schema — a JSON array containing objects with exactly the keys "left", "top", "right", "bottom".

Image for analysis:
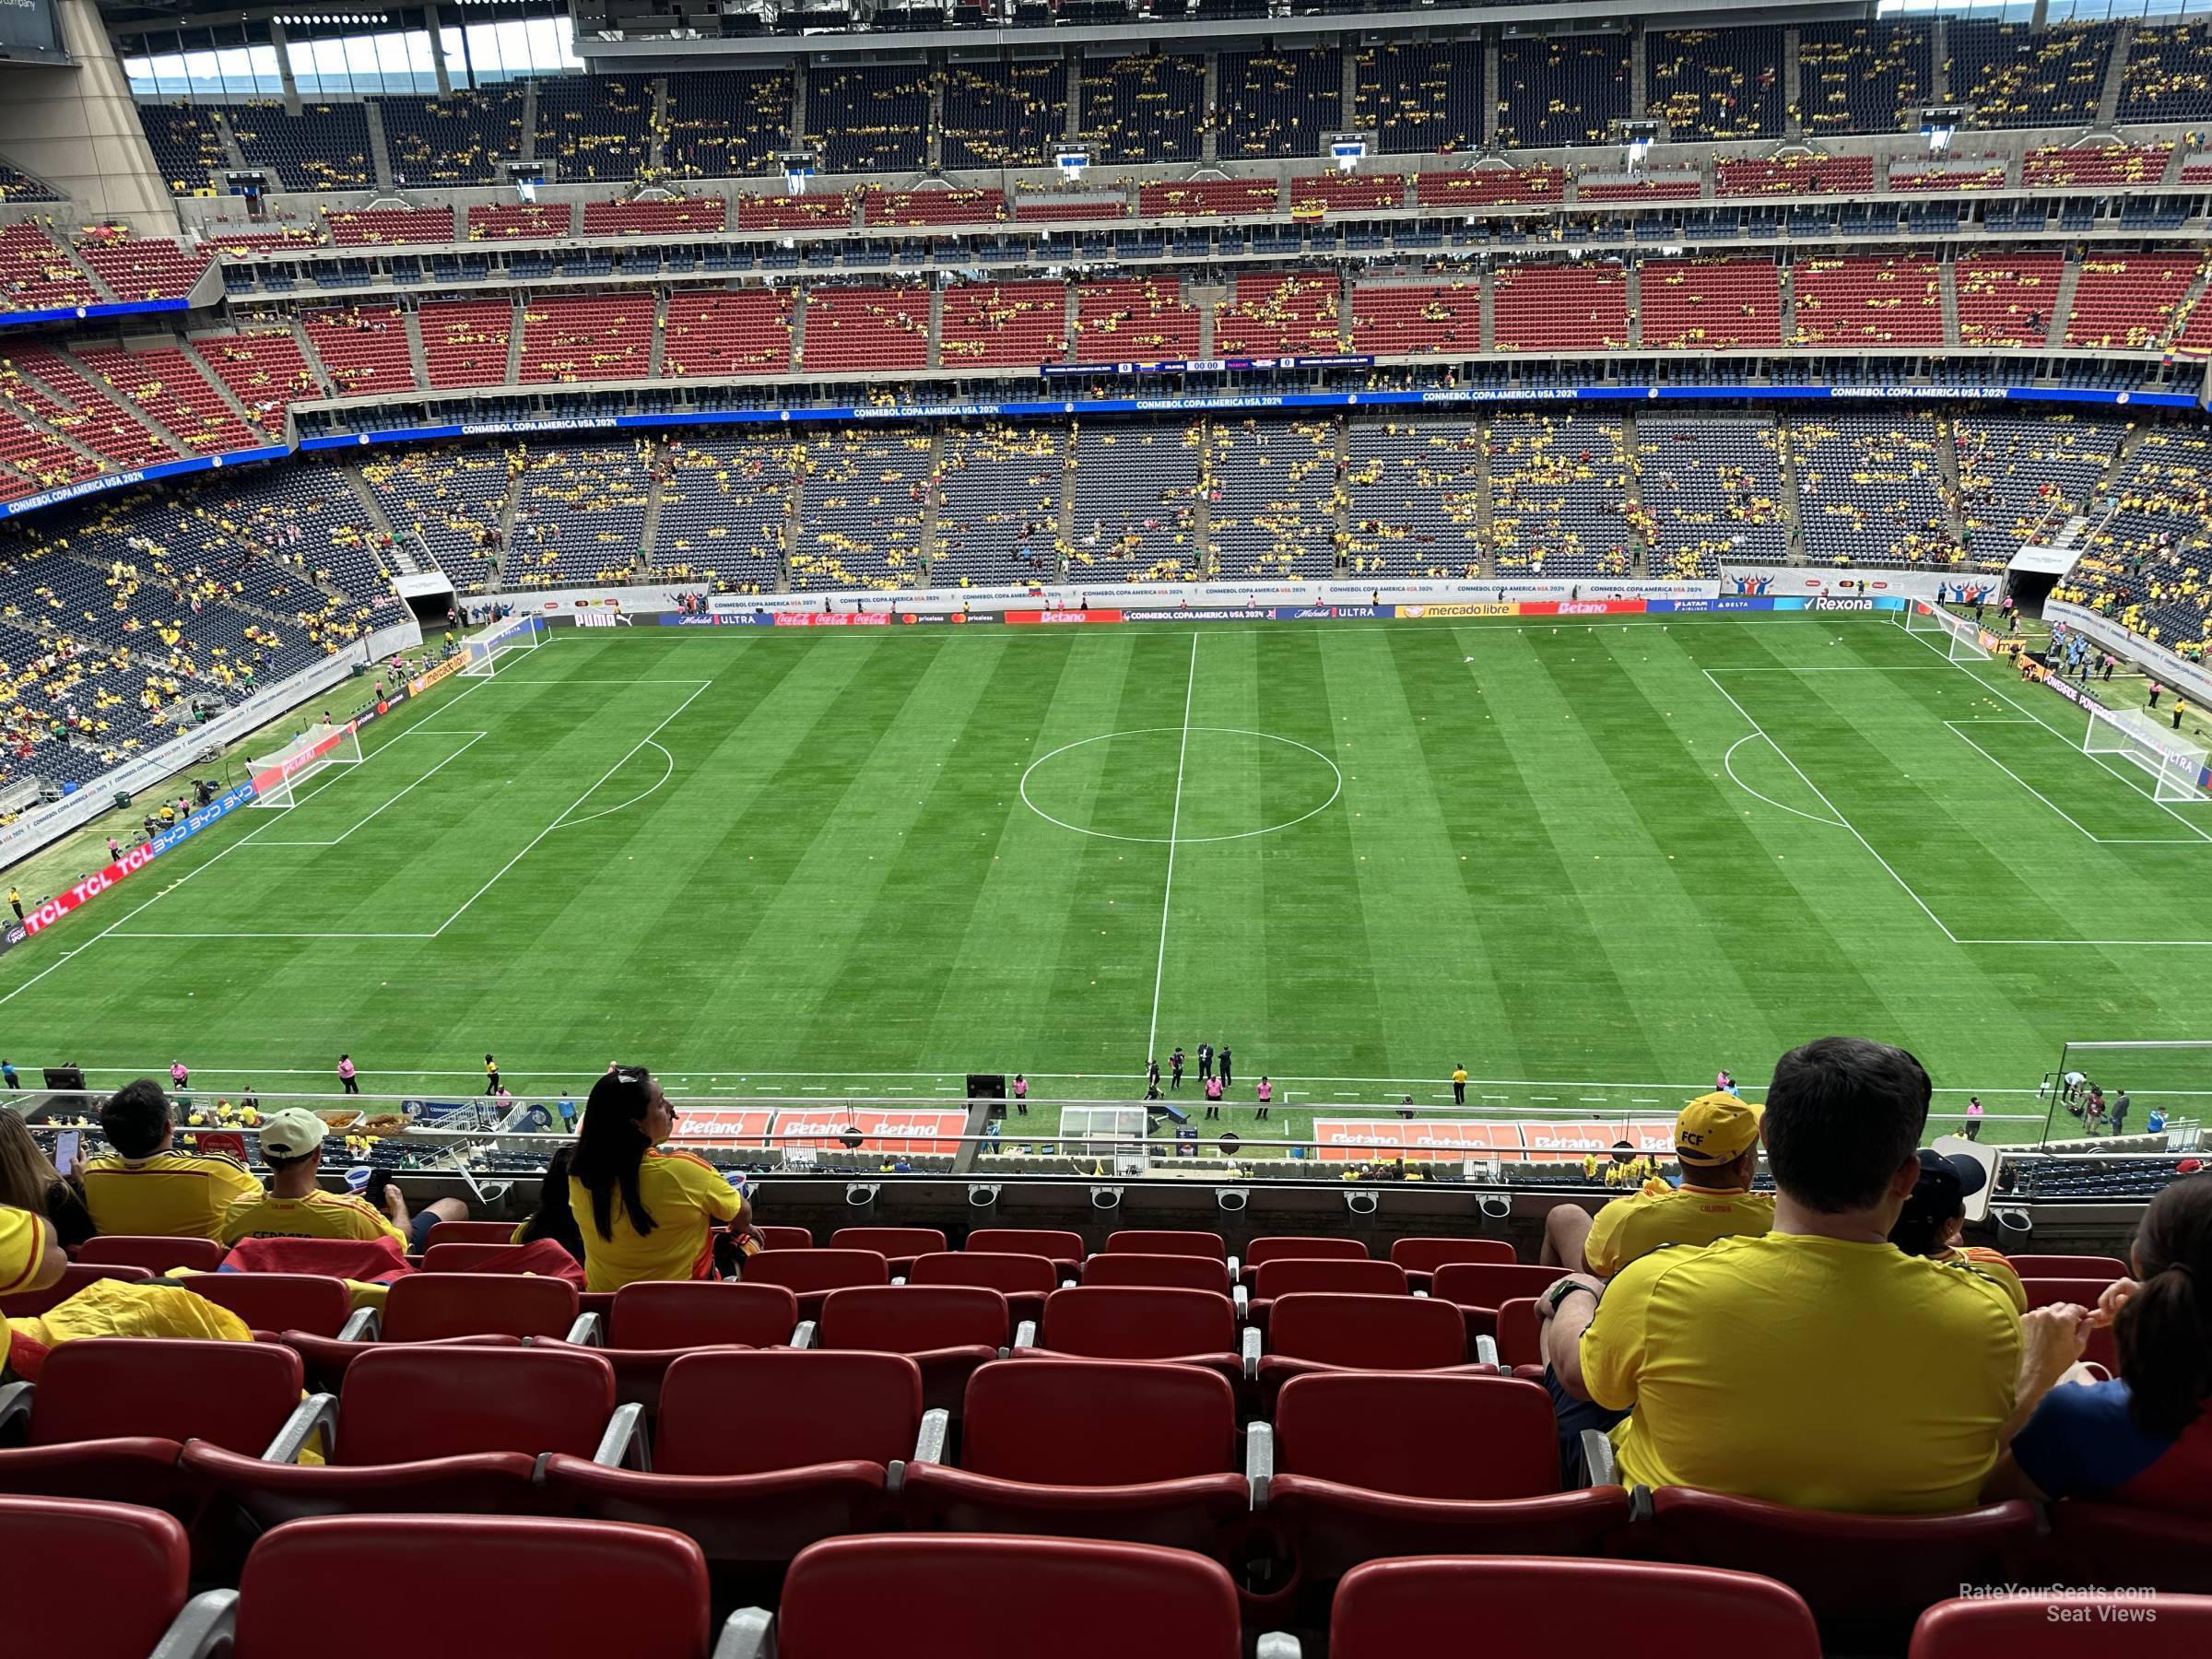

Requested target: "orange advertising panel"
[
  {"left": 768, "top": 1108, "right": 969, "bottom": 1155},
  {"left": 1313, "top": 1117, "right": 1680, "bottom": 1163}
]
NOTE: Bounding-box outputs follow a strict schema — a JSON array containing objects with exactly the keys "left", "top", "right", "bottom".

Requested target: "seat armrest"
[
  {"left": 336, "top": 1306, "right": 380, "bottom": 1342},
  {"left": 1233, "top": 1283, "right": 1249, "bottom": 1320},
  {"left": 1475, "top": 1334, "right": 1501, "bottom": 1371},
  {"left": 1241, "top": 1324, "right": 1262, "bottom": 1380},
  {"left": 1246, "top": 1420, "right": 1274, "bottom": 1509},
  {"left": 788, "top": 1320, "right": 817, "bottom": 1350},
  {"left": 149, "top": 1589, "right": 239, "bottom": 1659},
  {"left": 564, "top": 1311, "right": 604, "bottom": 1347},
  {"left": 1579, "top": 1427, "right": 1618, "bottom": 1488},
  {"left": 263, "top": 1393, "right": 339, "bottom": 1464},
  {"left": 0, "top": 1380, "right": 32, "bottom": 1441},
  {"left": 890, "top": 1275, "right": 906, "bottom": 1286},
  {"left": 714, "top": 1608, "right": 775, "bottom": 1659},
  {"left": 1254, "top": 1635, "right": 1301, "bottom": 1659},
  {"left": 1012, "top": 1319, "right": 1036, "bottom": 1350},
  {"left": 594, "top": 1402, "right": 649, "bottom": 1470},
  {"left": 1226, "top": 1254, "right": 1241, "bottom": 1282},
  {"left": 912, "top": 1407, "right": 949, "bottom": 1468}
]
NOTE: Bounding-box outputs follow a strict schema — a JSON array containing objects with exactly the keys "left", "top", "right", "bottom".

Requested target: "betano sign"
[
  {"left": 1314, "top": 1117, "right": 1680, "bottom": 1163},
  {"left": 673, "top": 1106, "right": 967, "bottom": 1154}
]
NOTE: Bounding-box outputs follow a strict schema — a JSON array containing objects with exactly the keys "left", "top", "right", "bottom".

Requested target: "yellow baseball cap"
[{"left": 1675, "top": 1092, "right": 1762, "bottom": 1166}]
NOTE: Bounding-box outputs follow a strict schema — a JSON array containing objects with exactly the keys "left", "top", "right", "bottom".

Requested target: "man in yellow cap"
[
  {"left": 1541, "top": 1093, "right": 1773, "bottom": 1274},
  {"left": 219, "top": 1108, "right": 414, "bottom": 1246}
]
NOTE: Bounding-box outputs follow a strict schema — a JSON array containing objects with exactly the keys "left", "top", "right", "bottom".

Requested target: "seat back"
[
  {"left": 744, "top": 1248, "right": 891, "bottom": 1295},
  {"left": 654, "top": 1349, "right": 923, "bottom": 1477},
  {"left": 75, "top": 1235, "right": 227, "bottom": 1273},
  {"left": 963, "top": 1358, "right": 1236, "bottom": 1486},
  {"left": 0, "top": 1494, "right": 190, "bottom": 1659},
  {"left": 2045, "top": 1500, "right": 2212, "bottom": 1594},
  {"left": 232, "top": 1515, "right": 712, "bottom": 1659},
  {"left": 1253, "top": 1259, "right": 1408, "bottom": 1300},
  {"left": 1276, "top": 1371, "right": 1560, "bottom": 1499},
  {"left": 2018, "top": 1277, "right": 2122, "bottom": 1369},
  {"left": 607, "top": 1280, "right": 798, "bottom": 1349},
  {"left": 1910, "top": 1593, "right": 2212, "bottom": 1657},
  {"left": 1389, "top": 1237, "right": 1518, "bottom": 1274},
  {"left": 1081, "top": 1253, "right": 1232, "bottom": 1294},
  {"left": 422, "top": 1220, "right": 519, "bottom": 1249},
  {"left": 335, "top": 1345, "right": 615, "bottom": 1465},
  {"left": 30, "top": 1337, "right": 305, "bottom": 1455},
  {"left": 1431, "top": 1262, "right": 1573, "bottom": 1310},
  {"left": 421, "top": 1241, "right": 541, "bottom": 1274},
  {"left": 829, "top": 1227, "right": 947, "bottom": 1259},
  {"left": 1038, "top": 1287, "right": 1234, "bottom": 1360},
  {"left": 1244, "top": 1235, "right": 1370, "bottom": 1270},
  {"left": 910, "top": 1252, "right": 1056, "bottom": 1295},
  {"left": 966, "top": 1228, "right": 1085, "bottom": 1263},
  {"left": 2003, "top": 1254, "right": 2129, "bottom": 1280},
  {"left": 1330, "top": 1558, "right": 1821, "bottom": 1659},
  {"left": 1496, "top": 1298, "right": 1543, "bottom": 1369},
  {"left": 186, "top": 1271, "right": 355, "bottom": 1337},
  {"left": 773, "top": 1535, "right": 1243, "bottom": 1659},
  {"left": 819, "top": 1286, "right": 1009, "bottom": 1353},
  {"left": 754, "top": 1225, "right": 815, "bottom": 1250},
  {"left": 1104, "top": 1230, "right": 1225, "bottom": 1260},
  {"left": 1267, "top": 1292, "right": 1467, "bottom": 1371},
  {"left": 0, "top": 1260, "right": 149, "bottom": 1318},
  {"left": 382, "top": 1272, "right": 579, "bottom": 1340}
]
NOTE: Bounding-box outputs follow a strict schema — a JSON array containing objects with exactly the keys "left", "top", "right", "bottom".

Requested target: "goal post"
[
  {"left": 2083, "top": 702, "right": 2211, "bottom": 803},
  {"left": 1901, "top": 600, "right": 1994, "bottom": 662},
  {"left": 458, "top": 613, "right": 546, "bottom": 678},
  {"left": 247, "top": 722, "right": 362, "bottom": 809}
]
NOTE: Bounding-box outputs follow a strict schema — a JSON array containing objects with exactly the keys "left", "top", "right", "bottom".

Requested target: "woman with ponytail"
[
  {"left": 1986, "top": 1175, "right": 2212, "bottom": 1513},
  {"left": 567, "top": 1065, "right": 750, "bottom": 1292}
]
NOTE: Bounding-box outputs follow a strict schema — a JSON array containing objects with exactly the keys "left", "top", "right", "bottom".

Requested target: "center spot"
[{"left": 1019, "top": 726, "right": 1343, "bottom": 845}]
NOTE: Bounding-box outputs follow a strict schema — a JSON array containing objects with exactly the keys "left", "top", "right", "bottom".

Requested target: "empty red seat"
[
  {"left": 829, "top": 1227, "right": 947, "bottom": 1273},
  {"left": 1643, "top": 1487, "right": 2037, "bottom": 1627},
  {"left": 1256, "top": 1292, "right": 1480, "bottom": 1407},
  {"left": 759, "top": 1534, "right": 1246, "bottom": 1659},
  {"left": 1328, "top": 1557, "right": 1821, "bottom": 1659},
  {"left": 0, "top": 1494, "right": 201, "bottom": 1659},
  {"left": 1081, "top": 1253, "right": 1235, "bottom": 1296},
  {"left": 179, "top": 1344, "right": 619, "bottom": 1529},
  {"left": 1021, "top": 1286, "right": 1249, "bottom": 1386},
  {"left": 1495, "top": 1297, "right": 1544, "bottom": 1371},
  {"left": 2035, "top": 1501, "right": 2212, "bottom": 1594},
  {"left": 2003, "top": 1254, "right": 2128, "bottom": 1279},
  {"left": 743, "top": 1248, "right": 890, "bottom": 1317},
  {"left": 541, "top": 1348, "right": 924, "bottom": 1572},
  {"left": 1249, "top": 1259, "right": 1408, "bottom": 1327},
  {"left": 754, "top": 1225, "right": 815, "bottom": 1250},
  {"left": 1260, "top": 1371, "right": 1629, "bottom": 1589},
  {"left": 0, "top": 1337, "right": 303, "bottom": 1512},
  {"left": 0, "top": 1261, "right": 150, "bottom": 1318},
  {"left": 902, "top": 1358, "right": 1246, "bottom": 1553},
  {"left": 813, "top": 1286, "right": 1007, "bottom": 1416},
  {"left": 1911, "top": 1591, "right": 2212, "bottom": 1658},
  {"left": 420, "top": 1241, "right": 553, "bottom": 1273},
  {"left": 1240, "top": 1235, "right": 1369, "bottom": 1288},
  {"left": 1104, "top": 1229, "right": 1224, "bottom": 1260},
  {"left": 422, "top": 1220, "right": 519, "bottom": 1248},
  {"left": 1389, "top": 1237, "right": 1516, "bottom": 1291},
  {"left": 75, "top": 1236, "right": 227, "bottom": 1274},
  {"left": 229, "top": 1514, "right": 729, "bottom": 1659},
  {"left": 545, "top": 1280, "right": 799, "bottom": 1410},
  {"left": 281, "top": 1270, "right": 584, "bottom": 1389},
  {"left": 183, "top": 1272, "right": 358, "bottom": 1338},
  {"left": 909, "top": 1251, "right": 1056, "bottom": 1322},
  {"left": 965, "top": 1228, "right": 1085, "bottom": 1272},
  {"left": 1430, "top": 1261, "right": 1572, "bottom": 1336}
]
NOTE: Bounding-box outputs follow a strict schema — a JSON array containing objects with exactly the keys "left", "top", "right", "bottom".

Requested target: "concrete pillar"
[
  {"left": 0, "top": 0, "right": 176, "bottom": 234},
  {"left": 269, "top": 19, "right": 300, "bottom": 112},
  {"left": 425, "top": 6, "right": 454, "bottom": 97}
]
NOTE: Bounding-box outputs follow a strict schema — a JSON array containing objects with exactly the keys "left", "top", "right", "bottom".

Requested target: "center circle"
[{"left": 1018, "top": 727, "right": 1344, "bottom": 845}]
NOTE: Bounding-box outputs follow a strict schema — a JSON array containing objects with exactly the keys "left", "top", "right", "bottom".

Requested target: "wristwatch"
[{"left": 1543, "top": 1278, "right": 1601, "bottom": 1318}]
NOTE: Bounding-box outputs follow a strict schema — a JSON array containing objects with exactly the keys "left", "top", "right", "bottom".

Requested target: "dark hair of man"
[
  {"left": 2117, "top": 1175, "right": 2212, "bottom": 1436},
  {"left": 571, "top": 1067, "right": 656, "bottom": 1242},
  {"left": 1761, "top": 1037, "right": 1931, "bottom": 1214},
  {"left": 99, "top": 1077, "right": 175, "bottom": 1159}
]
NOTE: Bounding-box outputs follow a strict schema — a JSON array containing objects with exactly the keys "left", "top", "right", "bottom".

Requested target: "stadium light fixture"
[
  {"left": 1343, "top": 1189, "right": 1378, "bottom": 1217},
  {"left": 1088, "top": 1185, "right": 1124, "bottom": 1211},
  {"left": 1215, "top": 1187, "right": 1249, "bottom": 1213},
  {"left": 843, "top": 1182, "right": 879, "bottom": 1207},
  {"left": 966, "top": 1183, "right": 1001, "bottom": 1208}
]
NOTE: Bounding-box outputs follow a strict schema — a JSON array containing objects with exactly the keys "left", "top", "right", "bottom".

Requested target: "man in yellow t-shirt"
[
  {"left": 1545, "top": 1093, "right": 1775, "bottom": 1276},
  {"left": 1, "top": 1201, "right": 66, "bottom": 1375},
  {"left": 1540, "top": 1037, "right": 2072, "bottom": 1511},
  {"left": 1452, "top": 1065, "right": 1468, "bottom": 1106},
  {"left": 81, "top": 1078, "right": 262, "bottom": 1240},
  {"left": 219, "top": 1108, "right": 408, "bottom": 1247}
]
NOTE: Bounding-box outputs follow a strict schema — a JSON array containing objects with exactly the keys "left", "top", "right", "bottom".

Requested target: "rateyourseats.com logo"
[{"left": 1956, "top": 1586, "right": 2161, "bottom": 1624}]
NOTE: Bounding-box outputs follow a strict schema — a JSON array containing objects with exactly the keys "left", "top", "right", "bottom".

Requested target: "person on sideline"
[
  {"left": 1964, "top": 1097, "right": 1984, "bottom": 1140},
  {"left": 1541, "top": 1037, "right": 2077, "bottom": 1509},
  {"left": 568, "top": 1065, "right": 752, "bottom": 1292},
  {"left": 1889, "top": 1149, "right": 2028, "bottom": 1313},
  {"left": 1540, "top": 1093, "right": 1772, "bottom": 1275},
  {"left": 80, "top": 1078, "right": 260, "bottom": 1240},
  {"left": 1012, "top": 1074, "right": 1029, "bottom": 1115},
  {"left": 1453, "top": 1064, "right": 1468, "bottom": 1106},
  {"left": 0, "top": 1111, "right": 94, "bottom": 1250},
  {"left": 1987, "top": 1175, "right": 2212, "bottom": 1515},
  {"left": 170, "top": 1060, "right": 189, "bottom": 1091},
  {"left": 337, "top": 1054, "right": 359, "bottom": 1095},
  {"left": 1256, "top": 1077, "right": 1273, "bottom": 1121},
  {"left": 483, "top": 1053, "right": 500, "bottom": 1096}
]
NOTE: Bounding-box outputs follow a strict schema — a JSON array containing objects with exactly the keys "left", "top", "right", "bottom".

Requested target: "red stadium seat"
[
  {"left": 1240, "top": 1235, "right": 1369, "bottom": 1288},
  {"left": 1389, "top": 1236, "right": 1517, "bottom": 1291},
  {"left": 540, "top": 1280, "right": 799, "bottom": 1410},
  {"left": 901, "top": 1359, "right": 1247, "bottom": 1553},
  {"left": 2004, "top": 1254, "right": 2128, "bottom": 1279},
  {"left": 1019, "top": 1286, "right": 1248, "bottom": 1387},
  {"left": 1248, "top": 1260, "right": 1407, "bottom": 1330},
  {"left": 420, "top": 1241, "right": 546, "bottom": 1273},
  {"left": 422, "top": 1220, "right": 520, "bottom": 1249},
  {"left": 1256, "top": 1292, "right": 1480, "bottom": 1407},
  {"left": 75, "top": 1236, "right": 227, "bottom": 1274},
  {"left": 813, "top": 1286, "right": 1008, "bottom": 1416},
  {"left": 829, "top": 1227, "right": 947, "bottom": 1274},
  {"left": 0, "top": 1261, "right": 150, "bottom": 1318},
  {"left": 1430, "top": 1261, "right": 1571, "bottom": 1336},
  {"left": 1259, "top": 1371, "right": 1627, "bottom": 1591},
  {"left": 229, "top": 1514, "right": 727, "bottom": 1659},
  {"left": 1104, "top": 1229, "right": 1225, "bottom": 1260},
  {"left": 1328, "top": 1557, "right": 1821, "bottom": 1659},
  {"left": 908, "top": 1250, "right": 1057, "bottom": 1323},
  {"left": 0, "top": 1337, "right": 303, "bottom": 1512},
  {"left": 541, "top": 1349, "right": 924, "bottom": 1572},
  {"left": 179, "top": 1344, "right": 619, "bottom": 1528},
  {"left": 0, "top": 1494, "right": 202, "bottom": 1659},
  {"left": 2036, "top": 1501, "right": 2212, "bottom": 1594},
  {"left": 184, "top": 1272, "right": 357, "bottom": 1338},
  {"left": 743, "top": 1248, "right": 891, "bottom": 1317},
  {"left": 759, "top": 1534, "right": 1246, "bottom": 1659},
  {"left": 1081, "top": 1253, "right": 1236, "bottom": 1295},
  {"left": 965, "top": 1228, "right": 1085, "bottom": 1274},
  {"left": 753, "top": 1225, "right": 815, "bottom": 1250},
  {"left": 1911, "top": 1591, "right": 2212, "bottom": 1658},
  {"left": 2018, "top": 1278, "right": 2121, "bottom": 1371},
  {"left": 1495, "top": 1297, "right": 1544, "bottom": 1371},
  {"left": 1643, "top": 1487, "right": 2037, "bottom": 1629},
  {"left": 279, "top": 1270, "right": 583, "bottom": 1389}
]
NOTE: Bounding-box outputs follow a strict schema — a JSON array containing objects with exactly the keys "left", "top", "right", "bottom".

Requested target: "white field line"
[{"left": 1144, "top": 633, "right": 1199, "bottom": 1069}]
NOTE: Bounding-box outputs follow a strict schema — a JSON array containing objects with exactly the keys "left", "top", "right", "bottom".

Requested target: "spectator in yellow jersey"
[
  {"left": 1452, "top": 1065, "right": 1468, "bottom": 1106},
  {"left": 80, "top": 1078, "right": 260, "bottom": 1239},
  {"left": 1542, "top": 1093, "right": 1773, "bottom": 1275},
  {"left": 0, "top": 1200, "right": 67, "bottom": 1378},
  {"left": 1889, "top": 1148, "right": 2027, "bottom": 1313},
  {"left": 1541, "top": 1037, "right": 2072, "bottom": 1509},
  {"left": 568, "top": 1065, "right": 752, "bottom": 1292},
  {"left": 220, "top": 1108, "right": 462, "bottom": 1248}
]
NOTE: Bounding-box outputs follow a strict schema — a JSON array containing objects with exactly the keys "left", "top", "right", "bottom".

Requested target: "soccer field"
[{"left": 4, "top": 611, "right": 2207, "bottom": 1147}]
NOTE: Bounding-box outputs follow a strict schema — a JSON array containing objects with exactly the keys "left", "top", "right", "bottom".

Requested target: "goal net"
[
  {"left": 1901, "top": 601, "right": 1994, "bottom": 662},
  {"left": 458, "top": 614, "right": 545, "bottom": 677},
  {"left": 2083, "top": 702, "right": 2211, "bottom": 803},
  {"left": 248, "top": 722, "right": 362, "bottom": 809}
]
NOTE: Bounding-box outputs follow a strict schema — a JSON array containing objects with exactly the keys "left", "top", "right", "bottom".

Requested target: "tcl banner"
[
  {"left": 21, "top": 840, "right": 163, "bottom": 935},
  {"left": 1314, "top": 1117, "right": 1678, "bottom": 1163}
]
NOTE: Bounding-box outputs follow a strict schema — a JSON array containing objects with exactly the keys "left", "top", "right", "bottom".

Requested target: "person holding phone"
[{"left": 0, "top": 1112, "right": 94, "bottom": 1250}]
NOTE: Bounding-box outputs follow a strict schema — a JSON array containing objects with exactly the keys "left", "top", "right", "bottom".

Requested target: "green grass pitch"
[{"left": 3, "top": 612, "right": 2206, "bottom": 1150}]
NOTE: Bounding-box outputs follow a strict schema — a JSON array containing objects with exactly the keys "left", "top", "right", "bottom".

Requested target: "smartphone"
[
  {"left": 53, "top": 1130, "right": 80, "bottom": 1179},
  {"left": 363, "top": 1170, "right": 394, "bottom": 1206}
]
